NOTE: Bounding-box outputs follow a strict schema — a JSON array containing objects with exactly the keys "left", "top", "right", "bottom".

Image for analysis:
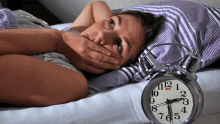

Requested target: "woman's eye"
[
  {"left": 116, "top": 40, "right": 122, "bottom": 54},
  {"left": 109, "top": 18, "right": 114, "bottom": 28}
]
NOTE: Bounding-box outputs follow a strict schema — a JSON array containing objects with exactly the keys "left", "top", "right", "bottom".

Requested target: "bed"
[
  {"left": 1, "top": 0, "right": 220, "bottom": 124},
  {"left": 1, "top": 68, "right": 220, "bottom": 124}
]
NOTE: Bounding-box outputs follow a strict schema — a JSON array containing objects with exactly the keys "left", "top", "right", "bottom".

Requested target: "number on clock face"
[{"left": 149, "top": 80, "right": 193, "bottom": 124}]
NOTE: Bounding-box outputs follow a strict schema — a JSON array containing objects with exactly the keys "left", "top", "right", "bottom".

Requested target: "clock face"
[{"left": 147, "top": 79, "right": 194, "bottom": 124}]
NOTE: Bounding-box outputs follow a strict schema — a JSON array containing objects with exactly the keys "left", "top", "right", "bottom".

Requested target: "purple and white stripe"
[{"left": 118, "top": 1, "right": 220, "bottom": 83}]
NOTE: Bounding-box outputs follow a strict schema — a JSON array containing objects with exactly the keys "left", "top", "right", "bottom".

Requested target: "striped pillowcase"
[{"left": 119, "top": 1, "right": 220, "bottom": 82}]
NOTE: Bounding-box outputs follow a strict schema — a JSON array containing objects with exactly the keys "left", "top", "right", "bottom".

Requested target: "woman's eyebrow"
[{"left": 116, "top": 15, "right": 121, "bottom": 26}]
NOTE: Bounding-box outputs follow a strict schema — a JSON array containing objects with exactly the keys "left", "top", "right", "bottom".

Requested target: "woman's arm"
[
  {"left": 69, "top": 1, "right": 113, "bottom": 32},
  {"left": 92, "top": 1, "right": 113, "bottom": 22},
  {"left": 0, "top": 29, "right": 61, "bottom": 56},
  {"left": 0, "top": 29, "right": 119, "bottom": 73},
  {"left": 0, "top": 54, "right": 88, "bottom": 107}
]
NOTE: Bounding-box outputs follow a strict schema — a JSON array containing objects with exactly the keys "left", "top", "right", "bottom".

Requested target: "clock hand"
[
  {"left": 167, "top": 101, "right": 173, "bottom": 124},
  {"left": 169, "top": 98, "right": 184, "bottom": 104},
  {"left": 151, "top": 102, "right": 167, "bottom": 107},
  {"left": 151, "top": 98, "right": 184, "bottom": 108},
  {"left": 152, "top": 98, "right": 172, "bottom": 107}
]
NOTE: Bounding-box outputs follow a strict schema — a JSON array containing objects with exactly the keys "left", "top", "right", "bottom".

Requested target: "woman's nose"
[
  {"left": 95, "top": 31, "right": 113, "bottom": 45},
  {"left": 95, "top": 31, "right": 105, "bottom": 45}
]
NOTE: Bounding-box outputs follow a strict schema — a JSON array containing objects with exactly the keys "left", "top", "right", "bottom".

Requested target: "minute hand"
[{"left": 167, "top": 103, "right": 173, "bottom": 124}]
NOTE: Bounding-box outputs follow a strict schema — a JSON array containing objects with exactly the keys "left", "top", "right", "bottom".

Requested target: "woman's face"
[{"left": 80, "top": 14, "right": 145, "bottom": 66}]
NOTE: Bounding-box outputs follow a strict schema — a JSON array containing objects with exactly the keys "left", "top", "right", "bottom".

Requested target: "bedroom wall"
[
  {"left": 38, "top": 0, "right": 220, "bottom": 23},
  {"left": 38, "top": 0, "right": 96, "bottom": 23}
]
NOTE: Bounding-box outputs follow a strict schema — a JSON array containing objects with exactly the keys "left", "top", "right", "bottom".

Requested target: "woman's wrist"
[
  {"left": 56, "top": 30, "right": 67, "bottom": 54},
  {"left": 56, "top": 30, "right": 75, "bottom": 57}
]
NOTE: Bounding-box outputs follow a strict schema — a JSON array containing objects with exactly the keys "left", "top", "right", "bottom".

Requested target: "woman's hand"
[{"left": 58, "top": 31, "right": 119, "bottom": 74}]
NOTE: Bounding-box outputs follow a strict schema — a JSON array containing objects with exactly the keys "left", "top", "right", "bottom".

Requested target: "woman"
[{"left": 0, "top": 1, "right": 165, "bottom": 106}]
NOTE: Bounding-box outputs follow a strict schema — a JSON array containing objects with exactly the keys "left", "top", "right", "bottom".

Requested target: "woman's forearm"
[
  {"left": 69, "top": 1, "right": 112, "bottom": 32},
  {"left": 92, "top": 1, "right": 113, "bottom": 22},
  {"left": 69, "top": 2, "right": 95, "bottom": 32},
  {"left": 0, "top": 29, "right": 62, "bottom": 55}
]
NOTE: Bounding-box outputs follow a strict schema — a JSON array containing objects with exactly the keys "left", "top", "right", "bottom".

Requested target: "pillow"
[
  {"left": 50, "top": 23, "right": 72, "bottom": 30},
  {"left": 86, "top": 1, "right": 220, "bottom": 96},
  {"left": 0, "top": 8, "right": 18, "bottom": 29},
  {"left": 111, "top": 9, "right": 122, "bottom": 14}
]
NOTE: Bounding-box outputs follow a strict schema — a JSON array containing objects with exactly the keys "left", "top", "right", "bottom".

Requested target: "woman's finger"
[
  {"left": 88, "top": 49, "right": 119, "bottom": 64},
  {"left": 87, "top": 41, "right": 112, "bottom": 56},
  {"left": 86, "top": 56, "right": 120, "bottom": 70}
]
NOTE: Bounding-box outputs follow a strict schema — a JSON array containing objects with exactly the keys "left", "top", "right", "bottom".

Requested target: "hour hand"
[{"left": 169, "top": 98, "right": 184, "bottom": 104}]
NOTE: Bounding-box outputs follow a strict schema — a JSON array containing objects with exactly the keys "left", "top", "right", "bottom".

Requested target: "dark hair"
[{"left": 115, "top": 10, "right": 166, "bottom": 65}]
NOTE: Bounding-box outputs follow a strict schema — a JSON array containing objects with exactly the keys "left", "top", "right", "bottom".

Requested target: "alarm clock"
[{"left": 140, "top": 43, "right": 204, "bottom": 124}]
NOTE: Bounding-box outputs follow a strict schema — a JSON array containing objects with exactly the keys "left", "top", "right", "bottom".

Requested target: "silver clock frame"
[
  {"left": 141, "top": 74, "right": 203, "bottom": 124},
  {"left": 140, "top": 43, "right": 204, "bottom": 124}
]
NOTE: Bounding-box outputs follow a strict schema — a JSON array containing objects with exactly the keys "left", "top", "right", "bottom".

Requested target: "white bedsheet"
[{"left": 0, "top": 68, "right": 220, "bottom": 124}]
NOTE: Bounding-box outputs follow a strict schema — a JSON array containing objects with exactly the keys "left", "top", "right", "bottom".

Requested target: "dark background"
[{"left": 0, "top": 0, "right": 62, "bottom": 25}]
